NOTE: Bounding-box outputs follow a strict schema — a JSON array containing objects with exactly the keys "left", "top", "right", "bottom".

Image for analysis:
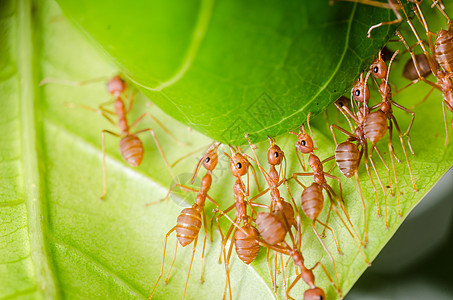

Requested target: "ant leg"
[
  {"left": 131, "top": 112, "right": 189, "bottom": 146},
  {"left": 124, "top": 90, "right": 137, "bottom": 113},
  {"left": 134, "top": 128, "right": 176, "bottom": 179},
  {"left": 149, "top": 226, "right": 176, "bottom": 299},
  {"left": 355, "top": 172, "right": 368, "bottom": 244},
  {"left": 182, "top": 237, "right": 198, "bottom": 300},
  {"left": 164, "top": 239, "right": 179, "bottom": 285},
  {"left": 280, "top": 252, "right": 288, "bottom": 296},
  {"left": 364, "top": 149, "right": 380, "bottom": 217},
  {"left": 392, "top": 101, "right": 416, "bottom": 155},
  {"left": 172, "top": 143, "right": 213, "bottom": 168},
  {"left": 315, "top": 219, "right": 342, "bottom": 255},
  {"left": 213, "top": 204, "right": 235, "bottom": 240},
  {"left": 206, "top": 195, "right": 220, "bottom": 241},
  {"left": 100, "top": 130, "right": 121, "bottom": 200},
  {"left": 374, "top": 146, "right": 393, "bottom": 196},
  {"left": 200, "top": 209, "right": 208, "bottom": 283},
  {"left": 64, "top": 102, "right": 117, "bottom": 126},
  {"left": 326, "top": 190, "right": 370, "bottom": 264},
  {"left": 311, "top": 261, "right": 343, "bottom": 298},
  {"left": 223, "top": 229, "right": 236, "bottom": 300},
  {"left": 286, "top": 273, "right": 302, "bottom": 300},
  {"left": 244, "top": 133, "right": 271, "bottom": 183},
  {"left": 218, "top": 220, "right": 235, "bottom": 263},
  {"left": 387, "top": 121, "right": 398, "bottom": 224},
  {"left": 411, "top": 87, "right": 435, "bottom": 109},
  {"left": 292, "top": 173, "right": 314, "bottom": 185},
  {"left": 266, "top": 249, "right": 277, "bottom": 293},
  {"left": 248, "top": 187, "right": 271, "bottom": 203},
  {"left": 443, "top": 100, "right": 450, "bottom": 146},
  {"left": 392, "top": 115, "right": 417, "bottom": 192},
  {"left": 320, "top": 204, "right": 333, "bottom": 238},
  {"left": 367, "top": 14, "right": 402, "bottom": 38},
  {"left": 39, "top": 75, "right": 110, "bottom": 87},
  {"left": 326, "top": 184, "right": 365, "bottom": 247},
  {"left": 368, "top": 145, "right": 388, "bottom": 219},
  {"left": 432, "top": 0, "right": 451, "bottom": 28},
  {"left": 146, "top": 184, "right": 199, "bottom": 206},
  {"left": 295, "top": 149, "right": 306, "bottom": 171}
]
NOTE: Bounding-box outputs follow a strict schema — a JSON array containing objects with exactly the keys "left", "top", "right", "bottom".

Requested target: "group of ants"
[{"left": 41, "top": 0, "right": 453, "bottom": 299}]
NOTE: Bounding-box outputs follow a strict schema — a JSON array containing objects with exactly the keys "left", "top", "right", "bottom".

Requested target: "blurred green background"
[{"left": 348, "top": 168, "right": 453, "bottom": 299}]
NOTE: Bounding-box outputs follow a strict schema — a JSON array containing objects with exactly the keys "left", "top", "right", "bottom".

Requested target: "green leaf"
[
  {"left": 54, "top": 0, "right": 401, "bottom": 145},
  {"left": 2, "top": 0, "right": 453, "bottom": 300}
]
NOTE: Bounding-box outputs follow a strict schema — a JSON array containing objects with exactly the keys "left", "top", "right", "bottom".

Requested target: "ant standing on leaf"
[
  {"left": 398, "top": 1, "right": 453, "bottom": 145},
  {"left": 148, "top": 143, "right": 221, "bottom": 300},
  {"left": 40, "top": 75, "right": 183, "bottom": 200},
  {"left": 291, "top": 113, "right": 370, "bottom": 262},
  {"left": 214, "top": 146, "right": 263, "bottom": 300}
]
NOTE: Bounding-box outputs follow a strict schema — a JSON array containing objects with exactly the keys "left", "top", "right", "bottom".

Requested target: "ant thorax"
[
  {"left": 357, "top": 105, "right": 369, "bottom": 123},
  {"left": 308, "top": 154, "right": 323, "bottom": 173}
]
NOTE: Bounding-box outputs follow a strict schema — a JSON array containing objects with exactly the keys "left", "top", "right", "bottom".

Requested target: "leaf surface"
[
  {"left": 55, "top": 0, "right": 402, "bottom": 144},
  {"left": 1, "top": 1, "right": 453, "bottom": 300}
]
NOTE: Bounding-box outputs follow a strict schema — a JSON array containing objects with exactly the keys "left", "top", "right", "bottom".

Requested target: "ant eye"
[
  {"left": 301, "top": 140, "right": 306, "bottom": 146},
  {"left": 355, "top": 89, "right": 360, "bottom": 96},
  {"left": 205, "top": 157, "right": 210, "bottom": 163},
  {"left": 373, "top": 66, "right": 379, "bottom": 73},
  {"left": 236, "top": 162, "right": 242, "bottom": 169},
  {"left": 338, "top": 102, "right": 344, "bottom": 107},
  {"left": 274, "top": 152, "right": 279, "bottom": 158}
]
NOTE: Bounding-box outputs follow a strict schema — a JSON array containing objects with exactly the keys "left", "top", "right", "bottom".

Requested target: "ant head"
[
  {"left": 292, "top": 126, "right": 314, "bottom": 154},
  {"left": 371, "top": 51, "right": 387, "bottom": 79},
  {"left": 230, "top": 152, "right": 249, "bottom": 177},
  {"left": 304, "top": 287, "right": 326, "bottom": 300},
  {"left": 202, "top": 145, "right": 219, "bottom": 171},
  {"left": 267, "top": 144, "right": 284, "bottom": 166},
  {"left": 106, "top": 75, "right": 127, "bottom": 96},
  {"left": 335, "top": 96, "right": 349, "bottom": 109},
  {"left": 351, "top": 72, "right": 370, "bottom": 103}
]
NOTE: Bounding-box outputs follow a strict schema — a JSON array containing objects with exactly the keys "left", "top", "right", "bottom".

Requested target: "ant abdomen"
[
  {"left": 234, "top": 225, "right": 260, "bottom": 264},
  {"left": 335, "top": 141, "right": 360, "bottom": 178},
  {"left": 403, "top": 53, "right": 431, "bottom": 81},
  {"left": 176, "top": 208, "right": 202, "bottom": 247},
  {"left": 119, "top": 135, "right": 144, "bottom": 167},
  {"left": 435, "top": 29, "right": 453, "bottom": 73},
  {"left": 304, "top": 287, "right": 326, "bottom": 300},
  {"left": 256, "top": 212, "right": 287, "bottom": 245},
  {"left": 300, "top": 183, "right": 324, "bottom": 220},
  {"left": 273, "top": 200, "right": 295, "bottom": 228},
  {"left": 363, "top": 110, "right": 388, "bottom": 144}
]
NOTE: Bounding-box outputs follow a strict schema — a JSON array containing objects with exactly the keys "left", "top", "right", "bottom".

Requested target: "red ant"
[
  {"left": 364, "top": 49, "right": 418, "bottom": 217},
  {"left": 291, "top": 113, "right": 370, "bottom": 261},
  {"left": 398, "top": 2, "right": 453, "bottom": 145},
  {"left": 214, "top": 146, "right": 263, "bottom": 300},
  {"left": 244, "top": 135, "right": 298, "bottom": 294},
  {"left": 332, "top": 69, "right": 398, "bottom": 228},
  {"left": 149, "top": 143, "right": 221, "bottom": 300},
  {"left": 41, "top": 75, "right": 181, "bottom": 200}
]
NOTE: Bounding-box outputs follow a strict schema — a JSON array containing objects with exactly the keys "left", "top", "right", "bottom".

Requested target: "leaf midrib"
[{"left": 18, "top": 0, "right": 59, "bottom": 298}]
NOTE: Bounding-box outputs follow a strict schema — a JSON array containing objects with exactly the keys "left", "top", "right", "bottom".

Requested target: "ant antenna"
[{"left": 306, "top": 113, "right": 317, "bottom": 150}]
